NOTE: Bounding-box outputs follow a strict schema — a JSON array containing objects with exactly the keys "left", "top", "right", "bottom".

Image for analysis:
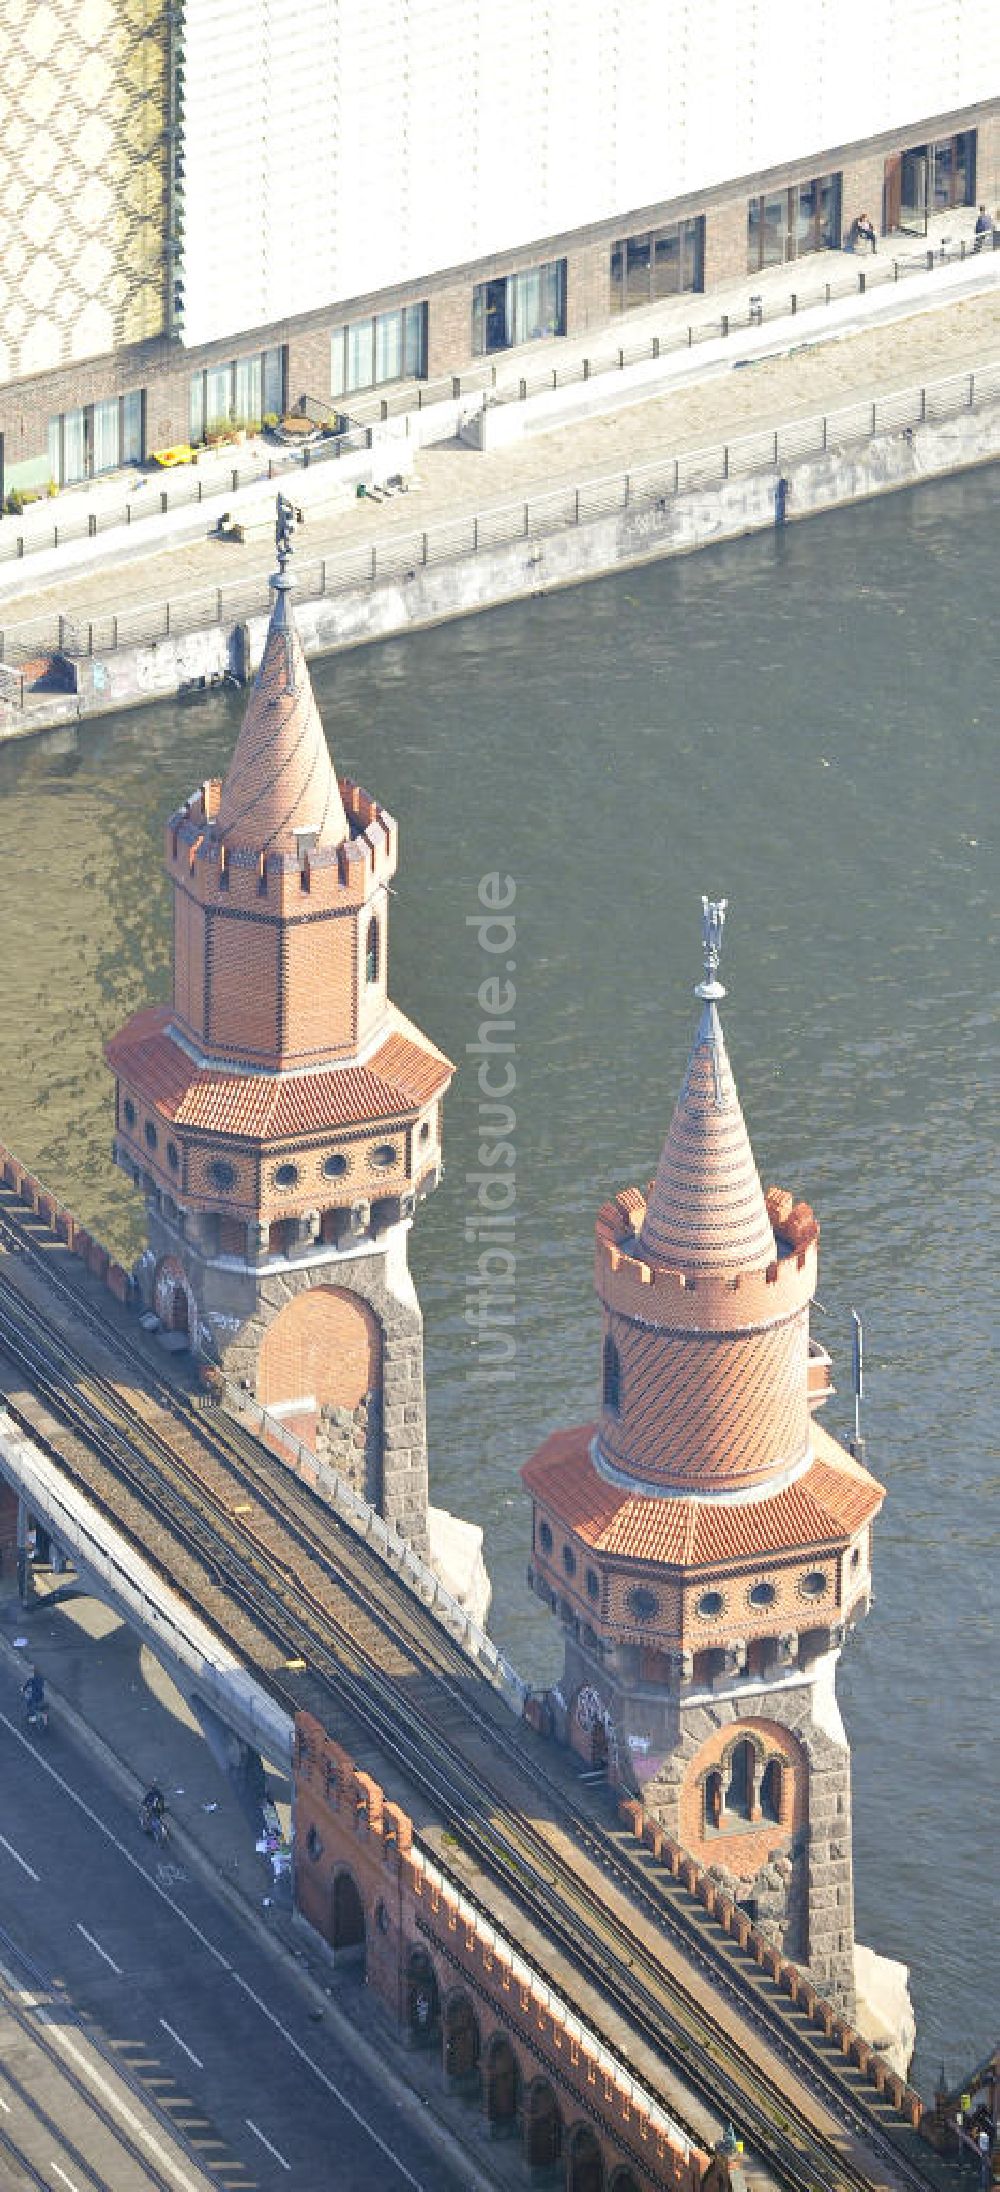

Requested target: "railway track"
[{"left": 0, "top": 1202, "right": 931, "bottom": 2192}]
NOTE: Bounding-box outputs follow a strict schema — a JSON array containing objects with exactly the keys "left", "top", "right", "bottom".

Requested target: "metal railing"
[
  {"left": 225, "top": 1386, "right": 529, "bottom": 1720},
  {"left": 362, "top": 230, "right": 999, "bottom": 422},
  {"left": 0, "top": 424, "right": 373, "bottom": 570},
  {"left": 4, "top": 357, "right": 1000, "bottom": 669}
]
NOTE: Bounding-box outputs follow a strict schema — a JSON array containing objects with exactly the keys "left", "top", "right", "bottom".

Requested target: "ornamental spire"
[
  {"left": 214, "top": 494, "right": 349, "bottom": 857},
  {"left": 637, "top": 894, "right": 775, "bottom": 1274},
  {"left": 695, "top": 894, "right": 727, "bottom": 1002}
]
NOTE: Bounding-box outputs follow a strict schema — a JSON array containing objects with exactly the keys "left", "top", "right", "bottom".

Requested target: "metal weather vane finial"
[
  {"left": 695, "top": 894, "right": 728, "bottom": 1001},
  {"left": 275, "top": 491, "right": 296, "bottom": 573}
]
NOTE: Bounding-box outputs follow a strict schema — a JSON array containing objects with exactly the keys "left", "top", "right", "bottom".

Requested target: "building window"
[
  {"left": 895, "top": 132, "right": 976, "bottom": 232},
  {"left": 330, "top": 304, "right": 427, "bottom": 399},
  {"left": 748, "top": 1580, "right": 776, "bottom": 1608},
  {"left": 273, "top": 1162, "right": 300, "bottom": 1190},
  {"left": 626, "top": 1585, "right": 660, "bottom": 1624},
  {"left": 586, "top": 1568, "right": 600, "bottom": 1602},
  {"left": 747, "top": 173, "right": 841, "bottom": 270},
  {"left": 324, "top": 1152, "right": 349, "bottom": 1178},
  {"left": 166, "top": 1141, "right": 179, "bottom": 1172},
  {"left": 208, "top": 1158, "right": 237, "bottom": 1191},
  {"left": 538, "top": 1519, "right": 553, "bottom": 1555},
  {"left": 472, "top": 259, "right": 567, "bottom": 357},
  {"left": 760, "top": 1758, "right": 783, "bottom": 1822},
  {"left": 697, "top": 1589, "right": 724, "bottom": 1618},
  {"left": 800, "top": 1569, "right": 828, "bottom": 1599},
  {"left": 562, "top": 1543, "right": 577, "bottom": 1579},
  {"left": 144, "top": 1121, "right": 158, "bottom": 1152},
  {"left": 122, "top": 1097, "right": 136, "bottom": 1128},
  {"left": 727, "top": 1738, "right": 754, "bottom": 1819},
  {"left": 370, "top": 1144, "right": 397, "bottom": 1170},
  {"left": 47, "top": 389, "right": 145, "bottom": 487},
  {"left": 610, "top": 218, "right": 704, "bottom": 313},
  {"left": 366, "top": 917, "right": 379, "bottom": 984},
  {"left": 602, "top": 1335, "right": 621, "bottom": 1415},
  {"left": 189, "top": 346, "right": 285, "bottom": 442}
]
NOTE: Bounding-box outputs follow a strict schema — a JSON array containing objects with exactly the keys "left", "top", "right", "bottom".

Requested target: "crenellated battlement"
[
  {"left": 594, "top": 1181, "right": 817, "bottom": 1332},
  {"left": 294, "top": 1715, "right": 708, "bottom": 2190},
  {"left": 165, "top": 777, "right": 398, "bottom": 914}
]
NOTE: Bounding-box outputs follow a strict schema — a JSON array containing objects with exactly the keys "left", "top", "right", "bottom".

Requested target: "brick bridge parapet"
[{"left": 294, "top": 1713, "right": 710, "bottom": 2192}]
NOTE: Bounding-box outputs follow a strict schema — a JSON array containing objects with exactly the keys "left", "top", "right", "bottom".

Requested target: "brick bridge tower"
[
  {"left": 522, "top": 899, "right": 884, "bottom": 2015},
  {"left": 107, "top": 500, "right": 452, "bottom": 1554}
]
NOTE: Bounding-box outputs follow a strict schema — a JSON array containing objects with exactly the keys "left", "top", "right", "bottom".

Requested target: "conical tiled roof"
[
  {"left": 638, "top": 995, "right": 776, "bottom": 1274},
  {"left": 216, "top": 575, "right": 348, "bottom": 856}
]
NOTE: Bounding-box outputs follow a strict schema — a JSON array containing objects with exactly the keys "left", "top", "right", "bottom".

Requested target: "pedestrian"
[
  {"left": 855, "top": 211, "right": 877, "bottom": 254},
  {"left": 974, "top": 204, "right": 993, "bottom": 252}
]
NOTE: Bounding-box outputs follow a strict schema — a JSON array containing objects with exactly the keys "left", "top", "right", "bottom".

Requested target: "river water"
[{"left": 0, "top": 469, "right": 996, "bottom": 2088}]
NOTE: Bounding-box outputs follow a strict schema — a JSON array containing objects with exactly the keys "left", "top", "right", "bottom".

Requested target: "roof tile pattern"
[
  {"left": 215, "top": 584, "right": 349, "bottom": 856},
  {"left": 522, "top": 1421, "right": 884, "bottom": 1566},
  {"left": 639, "top": 1002, "right": 776, "bottom": 1274},
  {"left": 107, "top": 1005, "right": 451, "bottom": 1140},
  {"left": 599, "top": 1311, "right": 809, "bottom": 1492}
]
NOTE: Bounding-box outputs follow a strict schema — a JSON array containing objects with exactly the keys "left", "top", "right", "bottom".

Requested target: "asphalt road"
[{"left": 0, "top": 1672, "right": 469, "bottom": 2192}]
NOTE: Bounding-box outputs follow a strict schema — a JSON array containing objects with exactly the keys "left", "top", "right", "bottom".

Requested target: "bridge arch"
[
  {"left": 484, "top": 2030, "right": 520, "bottom": 2136},
  {"left": 330, "top": 1866, "right": 365, "bottom": 1965},
  {"left": 609, "top": 2171, "right": 642, "bottom": 2192},
  {"left": 405, "top": 1946, "right": 440, "bottom": 2047},
  {"left": 442, "top": 1989, "right": 481, "bottom": 2095},
  {"left": 257, "top": 1286, "right": 383, "bottom": 1497},
  {"left": 522, "top": 2077, "right": 562, "bottom": 2171},
  {"left": 568, "top": 1684, "right": 609, "bottom": 1771},
  {"left": 153, "top": 1255, "right": 194, "bottom": 1336},
  {"left": 567, "top": 2123, "right": 605, "bottom": 2192}
]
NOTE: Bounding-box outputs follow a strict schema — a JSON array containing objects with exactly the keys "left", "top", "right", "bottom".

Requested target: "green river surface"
[{"left": 0, "top": 465, "right": 996, "bottom": 2089}]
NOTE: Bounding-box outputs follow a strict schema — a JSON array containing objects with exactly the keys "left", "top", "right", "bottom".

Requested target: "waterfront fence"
[
  {"left": 362, "top": 231, "right": 999, "bottom": 421},
  {"left": 4, "top": 358, "right": 1000, "bottom": 668},
  {"left": 0, "top": 228, "right": 990, "bottom": 578}
]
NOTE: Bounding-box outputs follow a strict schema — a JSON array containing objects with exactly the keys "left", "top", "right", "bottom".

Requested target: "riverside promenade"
[{"left": 2, "top": 207, "right": 999, "bottom": 735}]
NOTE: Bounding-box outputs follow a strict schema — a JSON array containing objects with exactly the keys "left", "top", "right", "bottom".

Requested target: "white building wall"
[{"left": 178, "top": 0, "right": 1000, "bottom": 348}]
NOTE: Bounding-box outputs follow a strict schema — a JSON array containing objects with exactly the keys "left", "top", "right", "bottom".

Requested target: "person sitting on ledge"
[{"left": 854, "top": 210, "right": 877, "bottom": 254}]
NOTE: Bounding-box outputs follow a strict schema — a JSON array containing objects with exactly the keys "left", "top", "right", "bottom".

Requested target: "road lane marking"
[
  {"left": 1, "top": 1711, "right": 429, "bottom": 2190},
  {"left": 51, "top": 2166, "right": 82, "bottom": 2192},
  {"left": 246, "top": 2119, "right": 291, "bottom": 2171},
  {"left": 75, "top": 1923, "right": 122, "bottom": 1975},
  {"left": 0, "top": 1832, "right": 39, "bottom": 1882},
  {"left": 160, "top": 2018, "right": 203, "bottom": 2069},
  {"left": 41, "top": 2021, "right": 206, "bottom": 2192},
  {"left": 0, "top": 2094, "right": 9, "bottom": 2111}
]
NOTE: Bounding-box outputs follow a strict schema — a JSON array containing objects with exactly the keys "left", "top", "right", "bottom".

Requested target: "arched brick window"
[
  {"left": 602, "top": 1334, "right": 621, "bottom": 1414},
  {"left": 568, "top": 2123, "right": 605, "bottom": 2192},
  {"left": 704, "top": 1768, "right": 723, "bottom": 1834},
  {"left": 485, "top": 2033, "right": 520, "bottom": 2131},
  {"left": 727, "top": 1737, "right": 754, "bottom": 1820},
  {"left": 761, "top": 1756, "right": 783, "bottom": 1822}
]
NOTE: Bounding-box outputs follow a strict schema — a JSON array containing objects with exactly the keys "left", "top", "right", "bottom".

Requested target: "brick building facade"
[
  {"left": 106, "top": 515, "right": 452, "bottom": 1552},
  {"left": 2, "top": 0, "right": 999, "bottom": 503},
  {"left": 522, "top": 903, "right": 884, "bottom": 2018}
]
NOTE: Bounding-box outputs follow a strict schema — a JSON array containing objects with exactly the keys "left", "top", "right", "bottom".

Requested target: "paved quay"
[{"left": 2, "top": 213, "right": 999, "bottom": 658}]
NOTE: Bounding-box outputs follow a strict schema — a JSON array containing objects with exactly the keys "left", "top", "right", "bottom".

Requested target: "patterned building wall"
[
  {"left": 0, "top": 0, "right": 168, "bottom": 390},
  {"left": 176, "top": 0, "right": 1000, "bottom": 349}
]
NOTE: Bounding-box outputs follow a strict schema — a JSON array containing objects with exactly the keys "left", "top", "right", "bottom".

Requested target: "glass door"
[{"left": 900, "top": 148, "right": 928, "bottom": 234}]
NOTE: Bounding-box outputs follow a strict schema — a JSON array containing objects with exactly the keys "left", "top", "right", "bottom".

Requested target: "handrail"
[
  {"left": 3, "top": 354, "right": 1000, "bottom": 668},
  {"left": 223, "top": 1385, "right": 530, "bottom": 1719}
]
